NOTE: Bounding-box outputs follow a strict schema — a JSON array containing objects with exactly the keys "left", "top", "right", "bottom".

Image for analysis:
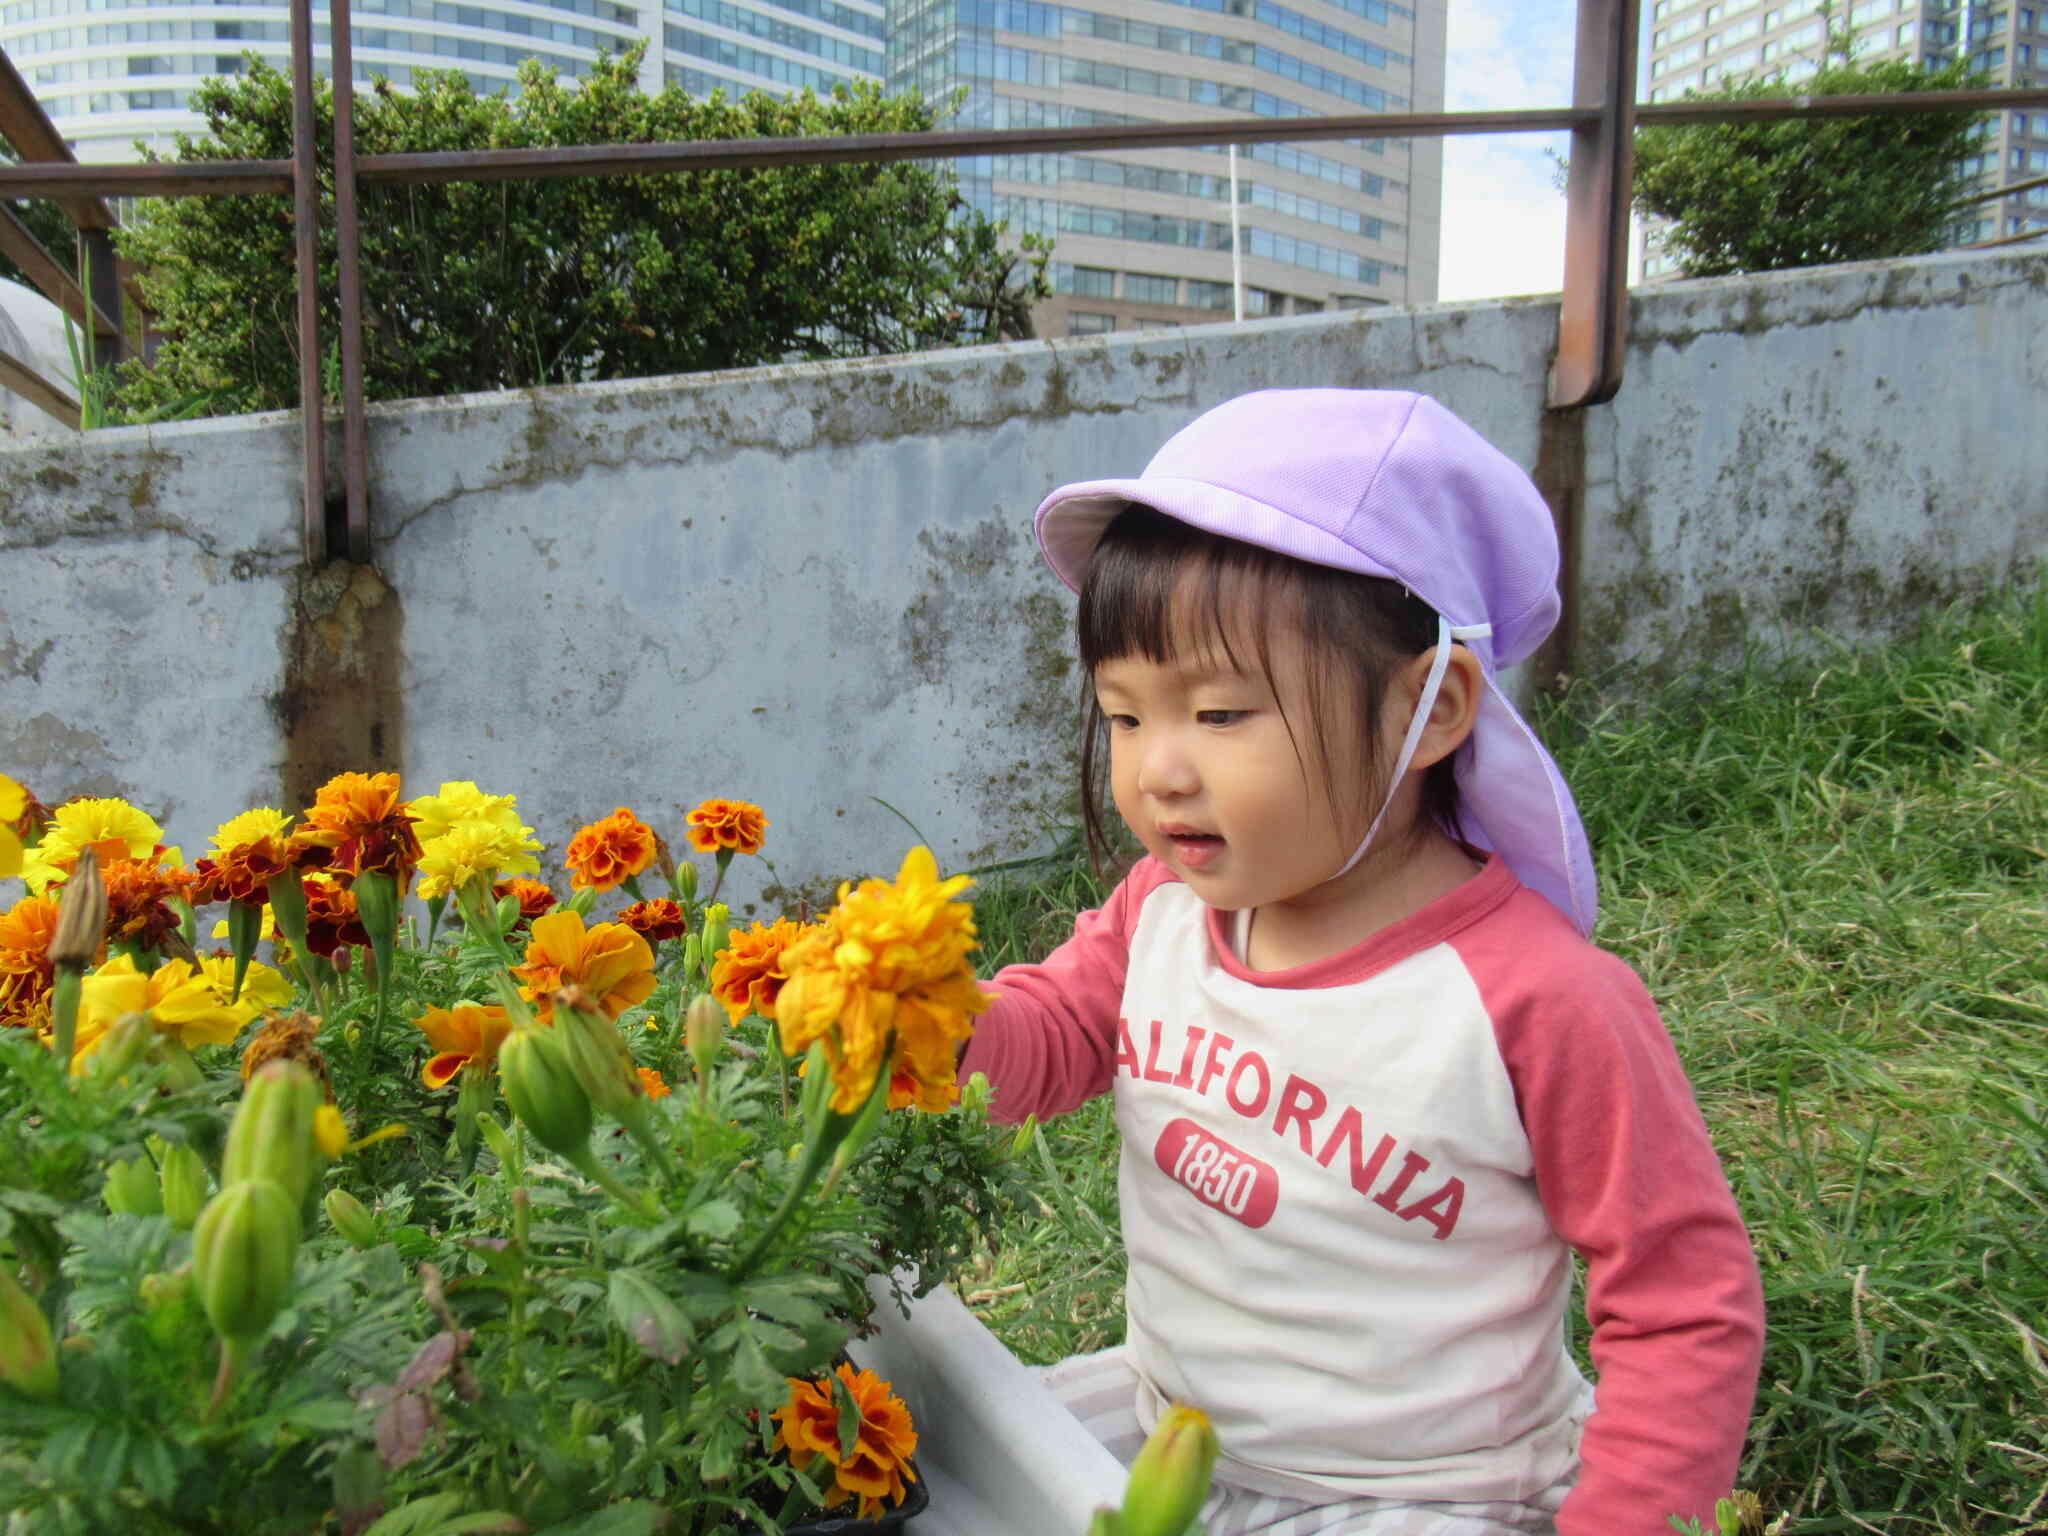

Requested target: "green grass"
[{"left": 968, "top": 588, "right": 2048, "bottom": 1535}]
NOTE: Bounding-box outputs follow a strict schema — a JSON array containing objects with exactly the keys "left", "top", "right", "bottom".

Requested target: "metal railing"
[{"left": 0, "top": 0, "right": 2044, "bottom": 562}]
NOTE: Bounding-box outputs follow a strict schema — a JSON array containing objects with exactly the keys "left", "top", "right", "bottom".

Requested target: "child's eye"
[
  {"left": 1103, "top": 712, "right": 1139, "bottom": 732},
  {"left": 1196, "top": 710, "right": 1249, "bottom": 727}
]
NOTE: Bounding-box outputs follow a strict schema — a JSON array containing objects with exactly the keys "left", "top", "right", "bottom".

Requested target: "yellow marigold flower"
[
  {"left": 772, "top": 847, "right": 990, "bottom": 1114},
  {"left": 313, "top": 1104, "right": 349, "bottom": 1159},
  {"left": 0, "top": 894, "right": 59, "bottom": 1029},
  {"left": 414, "top": 1003, "right": 514, "bottom": 1089},
  {"left": 564, "top": 808, "right": 658, "bottom": 893},
  {"left": 23, "top": 798, "right": 164, "bottom": 895},
  {"left": 771, "top": 1363, "right": 919, "bottom": 1520},
  {"left": 685, "top": 798, "right": 769, "bottom": 857},
  {"left": 710, "top": 916, "right": 806, "bottom": 1026},
  {"left": 193, "top": 954, "right": 293, "bottom": 1018},
  {"left": 69, "top": 954, "right": 255, "bottom": 1064},
  {"left": 636, "top": 1066, "right": 671, "bottom": 1100},
  {"left": 407, "top": 781, "right": 527, "bottom": 846},
  {"left": 297, "top": 772, "right": 420, "bottom": 881},
  {"left": 211, "top": 908, "right": 282, "bottom": 944},
  {"left": 0, "top": 774, "right": 25, "bottom": 879},
  {"left": 415, "top": 817, "right": 543, "bottom": 900},
  {"left": 512, "top": 910, "right": 657, "bottom": 1024}
]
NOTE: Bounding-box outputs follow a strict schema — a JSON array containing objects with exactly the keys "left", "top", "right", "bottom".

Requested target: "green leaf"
[
  {"left": 730, "top": 1325, "right": 784, "bottom": 1407},
  {"left": 683, "top": 1198, "right": 742, "bottom": 1240}
]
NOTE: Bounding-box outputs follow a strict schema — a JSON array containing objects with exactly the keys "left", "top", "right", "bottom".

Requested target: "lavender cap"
[{"left": 1033, "top": 388, "right": 1599, "bottom": 935}]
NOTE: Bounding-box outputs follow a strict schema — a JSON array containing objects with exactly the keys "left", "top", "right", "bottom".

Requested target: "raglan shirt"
[{"left": 961, "top": 855, "right": 1764, "bottom": 1536}]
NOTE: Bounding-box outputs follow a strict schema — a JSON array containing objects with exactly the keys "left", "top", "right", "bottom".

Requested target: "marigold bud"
[
  {"left": 476, "top": 1110, "right": 519, "bottom": 1165},
  {"left": 192, "top": 1179, "right": 299, "bottom": 1344},
  {"left": 499, "top": 1028, "right": 594, "bottom": 1161},
  {"left": 139, "top": 1268, "right": 191, "bottom": 1312},
  {"left": 104, "top": 1154, "right": 164, "bottom": 1217},
  {"left": 323, "top": 1188, "right": 381, "bottom": 1250},
  {"left": 0, "top": 1266, "right": 58, "bottom": 1401},
  {"left": 685, "top": 993, "right": 725, "bottom": 1082},
  {"left": 494, "top": 892, "right": 522, "bottom": 935},
  {"left": 158, "top": 1141, "right": 211, "bottom": 1230},
  {"left": 670, "top": 859, "right": 697, "bottom": 903},
  {"left": 49, "top": 847, "right": 107, "bottom": 970},
  {"left": 699, "top": 904, "right": 730, "bottom": 969},
  {"left": 1119, "top": 1403, "right": 1218, "bottom": 1536},
  {"left": 82, "top": 1012, "right": 155, "bottom": 1082},
  {"left": 222, "top": 1061, "right": 324, "bottom": 1207},
  {"left": 554, "top": 995, "right": 641, "bottom": 1121}
]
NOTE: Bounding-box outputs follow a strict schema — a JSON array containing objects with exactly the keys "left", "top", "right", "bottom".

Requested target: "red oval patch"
[{"left": 1152, "top": 1117, "right": 1278, "bottom": 1229}]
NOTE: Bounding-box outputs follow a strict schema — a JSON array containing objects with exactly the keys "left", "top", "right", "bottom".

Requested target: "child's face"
[{"left": 1092, "top": 619, "right": 1372, "bottom": 914}]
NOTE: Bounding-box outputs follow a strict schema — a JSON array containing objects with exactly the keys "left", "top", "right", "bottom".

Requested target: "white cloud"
[{"left": 1435, "top": 0, "right": 1579, "bottom": 301}]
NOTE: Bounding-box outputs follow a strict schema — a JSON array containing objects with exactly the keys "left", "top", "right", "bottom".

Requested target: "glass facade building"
[
  {"left": 1641, "top": 0, "right": 2048, "bottom": 275},
  {"left": 0, "top": 0, "right": 885, "bottom": 160},
  {"left": 889, "top": 0, "right": 1444, "bottom": 331}
]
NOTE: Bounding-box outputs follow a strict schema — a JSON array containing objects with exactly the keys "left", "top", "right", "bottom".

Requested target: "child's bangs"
[{"left": 1077, "top": 505, "right": 1302, "bottom": 677}]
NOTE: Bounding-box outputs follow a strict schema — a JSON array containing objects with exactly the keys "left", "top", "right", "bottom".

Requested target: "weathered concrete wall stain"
[
  {"left": 2, "top": 246, "right": 2043, "bottom": 899},
  {"left": 274, "top": 562, "right": 408, "bottom": 813}
]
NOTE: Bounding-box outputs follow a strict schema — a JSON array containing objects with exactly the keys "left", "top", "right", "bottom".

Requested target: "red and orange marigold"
[
  {"left": 493, "top": 878, "right": 559, "bottom": 930},
  {"left": 296, "top": 772, "right": 420, "bottom": 881},
  {"left": 302, "top": 873, "right": 370, "bottom": 959},
  {"left": 684, "top": 798, "right": 768, "bottom": 857},
  {"left": 770, "top": 1363, "right": 919, "bottom": 1519},
  {"left": 617, "top": 898, "right": 687, "bottom": 944},
  {"left": 511, "top": 910, "right": 657, "bottom": 1024},
  {"left": 564, "top": 808, "right": 658, "bottom": 893}
]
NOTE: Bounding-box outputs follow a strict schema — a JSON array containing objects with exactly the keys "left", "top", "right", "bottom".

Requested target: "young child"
[{"left": 959, "top": 390, "right": 1765, "bottom": 1536}]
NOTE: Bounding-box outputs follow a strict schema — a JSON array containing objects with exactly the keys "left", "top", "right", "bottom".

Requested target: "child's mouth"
[{"left": 1164, "top": 831, "right": 1225, "bottom": 870}]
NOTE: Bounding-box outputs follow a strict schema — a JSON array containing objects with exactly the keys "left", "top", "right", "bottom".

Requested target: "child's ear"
[{"left": 1402, "top": 644, "right": 1484, "bottom": 774}]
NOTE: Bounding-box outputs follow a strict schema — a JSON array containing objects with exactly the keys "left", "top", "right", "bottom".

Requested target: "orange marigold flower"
[
  {"left": 0, "top": 894, "right": 60, "bottom": 1030},
  {"left": 684, "top": 798, "right": 768, "bottom": 857},
  {"left": 617, "top": 898, "right": 687, "bottom": 943},
  {"left": 297, "top": 772, "right": 420, "bottom": 881},
  {"left": 564, "top": 808, "right": 658, "bottom": 893},
  {"left": 414, "top": 1003, "right": 514, "bottom": 1089},
  {"left": 302, "top": 873, "right": 369, "bottom": 959},
  {"left": 635, "top": 1066, "right": 671, "bottom": 1100},
  {"left": 771, "top": 1363, "right": 918, "bottom": 1520},
  {"left": 512, "top": 910, "right": 657, "bottom": 1024},
  {"left": 772, "top": 847, "right": 990, "bottom": 1114},
  {"left": 709, "top": 916, "right": 806, "bottom": 1026},
  {"left": 102, "top": 855, "right": 191, "bottom": 953},
  {"left": 493, "top": 878, "right": 559, "bottom": 930}
]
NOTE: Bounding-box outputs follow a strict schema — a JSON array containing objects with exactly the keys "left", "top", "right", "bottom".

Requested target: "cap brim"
[
  {"left": 1457, "top": 673, "right": 1599, "bottom": 936},
  {"left": 1035, "top": 476, "right": 1399, "bottom": 594}
]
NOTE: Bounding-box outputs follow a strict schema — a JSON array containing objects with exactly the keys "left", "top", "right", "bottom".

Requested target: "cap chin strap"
[{"left": 1329, "top": 616, "right": 1494, "bottom": 882}]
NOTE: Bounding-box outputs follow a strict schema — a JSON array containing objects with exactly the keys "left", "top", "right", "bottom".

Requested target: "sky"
[{"left": 1435, "top": 0, "right": 1581, "bottom": 301}]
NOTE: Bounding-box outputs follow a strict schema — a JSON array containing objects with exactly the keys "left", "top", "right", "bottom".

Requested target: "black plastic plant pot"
[{"left": 785, "top": 1467, "right": 930, "bottom": 1534}]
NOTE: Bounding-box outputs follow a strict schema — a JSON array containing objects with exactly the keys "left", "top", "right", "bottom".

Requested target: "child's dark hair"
[{"left": 1076, "top": 502, "right": 1464, "bottom": 875}]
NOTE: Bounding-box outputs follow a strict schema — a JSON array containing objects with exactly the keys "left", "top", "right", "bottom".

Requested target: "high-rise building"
[
  {"left": 0, "top": 0, "right": 1439, "bottom": 332},
  {"left": 1640, "top": 0, "right": 2048, "bottom": 277},
  {"left": 0, "top": 0, "right": 884, "bottom": 162},
  {"left": 888, "top": 0, "right": 1443, "bottom": 333}
]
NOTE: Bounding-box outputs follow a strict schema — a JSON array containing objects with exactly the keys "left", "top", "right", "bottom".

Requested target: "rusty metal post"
[
  {"left": 289, "top": 0, "right": 326, "bottom": 564},
  {"left": 1548, "top": 0, "right": 1640, "bottom": 409},
  {"left": 80, "top": 227, "right": 124, "bottom": 372},
  {"left": 331, "top": 0, "right": 370, "bottom": 563}
]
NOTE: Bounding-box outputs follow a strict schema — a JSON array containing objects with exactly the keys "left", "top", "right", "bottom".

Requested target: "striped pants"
[{"left": 1042, "top": 1347, "right": 1577, "bottom": 1536}]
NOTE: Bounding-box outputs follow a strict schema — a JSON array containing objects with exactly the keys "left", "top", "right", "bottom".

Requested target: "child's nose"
[{"left": 1136, "top": 733, "right": 1199, "bottom": 797}]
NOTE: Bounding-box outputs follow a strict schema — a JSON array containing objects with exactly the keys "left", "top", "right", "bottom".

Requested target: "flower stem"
[{"left": 48, "top": 967, "right": 81, "bottom": 1074}]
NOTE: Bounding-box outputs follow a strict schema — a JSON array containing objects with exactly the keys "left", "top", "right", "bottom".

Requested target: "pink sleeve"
[
  {"left": 1457, "top": 896, "right": 1765, "bottom": 1536},
  {"left": 960, "top": 859, "right": 1176, "bottom": 1124}
]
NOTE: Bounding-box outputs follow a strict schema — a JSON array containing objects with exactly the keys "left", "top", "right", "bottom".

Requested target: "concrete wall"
[{"left": 3, "top": 245, "right": 2044, "bottom": 909}]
